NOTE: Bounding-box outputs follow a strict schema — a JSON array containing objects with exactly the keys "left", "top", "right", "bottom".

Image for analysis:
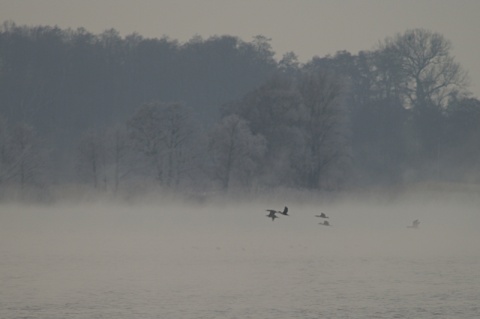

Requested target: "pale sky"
[{"left": 1, "top": 0, "right": 480, "bottom": 97}]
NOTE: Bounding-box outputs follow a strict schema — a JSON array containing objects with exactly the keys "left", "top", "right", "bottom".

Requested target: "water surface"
[{"left": 1, "top": 200, "right": 479, "bottom": 318}]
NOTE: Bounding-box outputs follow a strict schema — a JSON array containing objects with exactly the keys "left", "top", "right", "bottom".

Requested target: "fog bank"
[{"left": 2, "top": 188, "right": 479, "bottom": 260}]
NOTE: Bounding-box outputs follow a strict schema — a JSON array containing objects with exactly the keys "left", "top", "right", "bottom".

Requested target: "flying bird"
[
  {"left": 265, "top": 206, "right": 288, "bottom": 219},
  {"left": 407, "top": 219, "right": 420, "bottom": 229},
  {"left": 266, "top": 210, "right": 279, "bottom": 221},
  {"left": 319, "top": 220, "right": 330, "bottom": 226},
  {"left": 277, "top": 206, "right": 289, "bottom": 216},
  {"left": 315, "top": 212, "right": 329, "bottom": 218}
]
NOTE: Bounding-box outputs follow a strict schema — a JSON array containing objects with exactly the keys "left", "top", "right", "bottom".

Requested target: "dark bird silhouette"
[
  {"left": 319, "top": 220, "right": 330, "bottom": 226},
  {"left": 407, "top": 219, "right": 420, "bottom": 229},
  {"left": 266, "top": 210, "right": 278, "bottom": 221},
  {"left": 277, "top": 206, "right": 289, "bottom": 216},
  {"left": 315, "top": 212, "right": 329, "bottom": 218}
]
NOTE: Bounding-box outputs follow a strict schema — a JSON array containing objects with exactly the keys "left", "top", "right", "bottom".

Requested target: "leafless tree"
[
  {"left": 77, "top": 129, "right": 106, "bottom": 190},
  {"left": 0, "top": 116, "right": 10, "bottom": 185},
  {"left": 104, "top": 124, "right": 136, "bottom": 194},
  {"left": 382, "top": 28, "right": 468, "bottom": 109},
  {"left": 127, "top": 101, "right": 165, "bottom": 183},
  {"left": 208, "top": 114, "right": 266, "bottom": 191},
  {"left": 127, "top": 101, "right": 196, "bottom": 188},
  {"left": 0, "top": 122, "right": 46, "bottom": 195},
  {"left": 229, "top": 75, "right": 303, "bottom": 187},
  {"left": 294, "top": 69, "right": 349, "bottom": 190},
  {"left": 380, "top": 29, "right": 470, "bottom": 167},
  {"left": 159, "top": 102, "right": 196, "bottom": 188}
]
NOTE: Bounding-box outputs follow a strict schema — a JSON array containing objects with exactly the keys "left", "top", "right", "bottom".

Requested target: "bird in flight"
[
  {"left": 315, "top": 212, "right": 329, "bottom": 218},
  {"left": 407, "top": 219, "right": 420, "bottom": 229},
  {"left": 266, "top": 210, "right": 279, "bottom": 221},
  {"left": 265, "top": 206, "right": 288, "bottom": 220},
  {"left": 278, "top": 206, "right": 289, "bottom": 216},
  {"left": 319, "top": 220, "right": 330, "bottom": 226}
]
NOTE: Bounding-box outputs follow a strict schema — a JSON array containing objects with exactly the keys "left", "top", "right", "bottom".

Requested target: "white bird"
[{"left": 407, "top": 219, "right": 420, "bottom": 229}]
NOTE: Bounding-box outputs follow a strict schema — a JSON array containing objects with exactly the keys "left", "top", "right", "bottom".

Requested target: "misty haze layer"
[
  {"left": 1, "top": 193, "right": 479, "bottom": 318},
  {"left": 0, "top": 24, "right": 479, "bottom": 202}
]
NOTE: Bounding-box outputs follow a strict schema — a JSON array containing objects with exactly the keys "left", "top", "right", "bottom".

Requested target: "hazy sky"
[{"left": 1, "top": 0, "right": 480, "bottom": 97}]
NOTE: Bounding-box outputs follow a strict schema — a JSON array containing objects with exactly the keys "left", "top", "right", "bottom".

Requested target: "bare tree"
[
  {"left": 104, "top": 124, "right": 136, "bottom": 194},
  {"left": 227, "top": 71, "right": 349, "bottom": 190},
  {"left": 77, "top": 129, "right": 106, "bottom": 190},
  {"left": 229, "top": 75, "right": 304, "bottom": 186},
  {"left": 1, "top": 122, "right": 46, "bottom": 194},
  {"left": 380, "top": 29, "right": 469, "bottom": 167},
  {"left": 0, "top": 115, "right": 10, "bottom": 185},
  {"left": 159, "top": 102, "right": 196, "bottom": 188},
  {"left": 127, "top": 101, "right": 196, "bottom": 188},
  {"left": 382, "top": 28, "right": 468, "bottom": 109},
  {"left": 127, "top": 102, "right": 165, "bottom": 183},
  {"left": 208, "top": 114, "right": 266, "bottom": 191},
  {"left": 278, "top": 51, "right": 300, "bottom": 76},
  {"left": 294, "top": 69, "right": 349, "bottom": 190}
]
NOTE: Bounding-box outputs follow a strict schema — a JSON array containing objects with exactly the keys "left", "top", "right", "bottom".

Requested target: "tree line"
[{"left": 0, "top": 22, "right": 479, "bottom": 201}]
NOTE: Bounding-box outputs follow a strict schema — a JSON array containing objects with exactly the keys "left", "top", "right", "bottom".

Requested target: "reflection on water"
[{"left": 1, "top": 201, "right": 479, "bottom": 318}]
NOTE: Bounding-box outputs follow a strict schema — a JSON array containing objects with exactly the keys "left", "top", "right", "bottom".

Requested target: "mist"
[
  {"left": 1, "top": 21, "right": 480, "bottom": 318},
  {"left": 2, "top": 187, "right": 480, "bottom": 317},
  {"left": 3, "top": 189, "right": 479, "bottom": 258}
]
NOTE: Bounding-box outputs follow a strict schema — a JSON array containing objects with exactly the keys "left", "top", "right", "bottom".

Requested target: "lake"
[{"left": 1, "top": 197, "right": 479, "bottom": 318}]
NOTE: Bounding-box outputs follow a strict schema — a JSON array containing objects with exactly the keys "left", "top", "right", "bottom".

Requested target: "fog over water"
[{"left": 1, "top": 190, "right": 480, "bottom": 318}]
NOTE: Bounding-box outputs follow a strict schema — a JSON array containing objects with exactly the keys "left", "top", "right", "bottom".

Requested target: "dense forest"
[{"left": 1, "top": 21, "right": 479, "bottom": 201}]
